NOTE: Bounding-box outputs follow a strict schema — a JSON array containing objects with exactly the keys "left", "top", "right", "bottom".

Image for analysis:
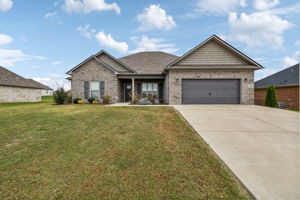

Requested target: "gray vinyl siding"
[
  {"left": 176, "top": 40, "right": 248, "bottom": 66},
  {"left": 96, "top": 54, "right": 131, "bottom": 73}
]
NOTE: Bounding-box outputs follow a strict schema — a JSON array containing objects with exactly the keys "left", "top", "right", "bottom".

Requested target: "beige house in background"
[
  {"left": 66, "top": 35, "right": 262, "bottom": 104},
  {"left": 27, "top": 79, "right": 54, "bottom": 96},
  {"left": 0, "top": 66, "right": 43, "bottom": 103}
]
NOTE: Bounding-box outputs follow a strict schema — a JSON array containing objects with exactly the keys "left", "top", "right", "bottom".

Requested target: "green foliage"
[
  {"left": 53, "top": 87, "right": 67, "bottom": 104},
  {"left": 66, "top": 91, "right": 72, "bottom": 104},
  {"left": 73, "top": 98, "right": 80, "bottom": 104},
  {"left": 265, "top": 85, "right": 278, "bottom": 108},
  {"left": 88, "top": 97, "right": 95, "bottom": 104},
  {"left": 102, "top": 95, "right": 112, "bottom": 104}
]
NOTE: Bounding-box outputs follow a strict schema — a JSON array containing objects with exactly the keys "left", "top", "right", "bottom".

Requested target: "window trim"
[
  {"left": 142, "top": 83, "right": 159, "bottom": 98},
  {"left": 90, "top": 81, "right": 100, "bottom": 99}
]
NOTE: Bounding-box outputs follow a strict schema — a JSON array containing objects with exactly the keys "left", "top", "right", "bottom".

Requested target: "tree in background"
[{"left": 264, "top": 85, "right": 278, "bottom": 108}]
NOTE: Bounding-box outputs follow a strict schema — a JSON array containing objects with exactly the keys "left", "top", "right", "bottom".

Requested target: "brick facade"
[
  {"left": 0, "top": 86, "right": 41, "bottom": 102},
  {"left": 71, "top": 59, "right": 120, "bottom": 103},
  {"left": 255, "top": 86, "right": 299, "bottom": 109},
  {"left": 168, "top": 70, "right": 255, "bottom": 104}
]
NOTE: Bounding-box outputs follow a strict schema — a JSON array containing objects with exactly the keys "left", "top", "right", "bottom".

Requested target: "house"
[
  {"left": 66, "top": 35, "right": 262, "bottom": 104},
  {"left": 27, "top": 79, "right": 53, "bottom": 96},
  {"left": 255, "top": 64, "right": 299, "bottom": 109},
  {"left": 0, "top": 66, "right": 43, "bottom": 102}
]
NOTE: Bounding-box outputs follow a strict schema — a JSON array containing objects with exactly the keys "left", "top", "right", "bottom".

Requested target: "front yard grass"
[{"left": 0, "top": 102, "right": 252, "bottom": 199}]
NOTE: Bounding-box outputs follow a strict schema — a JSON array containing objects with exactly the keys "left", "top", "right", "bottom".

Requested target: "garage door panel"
[{"left": 182, "top": 79, "right": 240, "bottom": 104}]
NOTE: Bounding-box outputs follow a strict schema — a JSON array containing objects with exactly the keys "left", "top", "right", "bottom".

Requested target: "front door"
[{"left": 124, "top": 83, "right": 132, "bottom": 102}]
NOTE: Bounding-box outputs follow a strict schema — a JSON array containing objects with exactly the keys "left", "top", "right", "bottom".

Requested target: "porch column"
[{"left": 131, "top": 78, "right": 135, "bottom": 101}]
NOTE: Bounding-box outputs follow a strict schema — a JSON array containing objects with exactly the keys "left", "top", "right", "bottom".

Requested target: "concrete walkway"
[{"left": 174, "top": 105, "right": 299, "bottom": 200}]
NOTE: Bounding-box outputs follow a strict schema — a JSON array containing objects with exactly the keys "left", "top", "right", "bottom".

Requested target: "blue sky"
[{"left": 0, "top": 0, "right": 299, "bottom": 90}]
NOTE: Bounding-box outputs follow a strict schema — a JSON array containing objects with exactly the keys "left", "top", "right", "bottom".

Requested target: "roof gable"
[
  {"left": 95, "top": 50, "right": 136, "bottom": 73},
  {"left": 166, "top": 35, "right": 262, "bottom": 70},
  {"left": 255, "top": 64, "right": 299, "bottom": 88},
  {"left": 66, "top": 50, "right": 135, "bottom": 75}
]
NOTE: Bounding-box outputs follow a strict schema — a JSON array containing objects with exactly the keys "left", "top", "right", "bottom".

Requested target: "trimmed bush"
[
  {"left": 78, "top": 99, "right": 85, "bottom": 104},
  {"left": 92, "top": 100, "right": 99, "bottom": 104},
  {"left": 88, "top": 97, "right": 95, "bottom": 104},
  {"left": 53, "top": 87, "right": 67, "bottom": 104},
  {"left": 73, "top": 98, "right": 81, "bottom": 104},
  {"left": 265, "top": 85, "right": 278, "bottom": 108},
  {"left": 102, "top": 95, "right": 112, "bottom": 104}
]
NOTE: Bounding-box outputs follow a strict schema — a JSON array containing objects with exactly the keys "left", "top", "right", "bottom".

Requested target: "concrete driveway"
[{"left": 174, "top": 105, "right": 299, "bottom": 200}]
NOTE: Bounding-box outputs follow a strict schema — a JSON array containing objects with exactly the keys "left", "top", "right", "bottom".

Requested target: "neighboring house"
[
  {"left": 27, "top": 79, "right": 53, "bottom": 96},
  {"left": 0, "top": 66, "right": 43, "bottom": 102},
  {"left": 66, "top": 35, "right": 262, "bottom": 104},
  {"left": 255, "top": 64, "right": 300, "bottom": 109}
]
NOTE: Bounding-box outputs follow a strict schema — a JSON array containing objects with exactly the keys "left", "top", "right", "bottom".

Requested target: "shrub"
[
  {"left": 66, "top": 91, "right": 72, "bottom": 104},
  {"left": 53, "top": 87, "right": 67, "bottom": 104},
  {"left": 265, "top": 85, "right": 278, "bottom": 108},
  {"left": 73, "top": 98, "right": 81, "bottom": 104},
  {"left": 78, "top": 99, "right": 85, "bottom": 104},
  {"left": 88, "top": 97, "right": 95, "bottom": 104},
  {"left": 92, "top": 100, "right": 99, "bottom": 104},
  {"left": 138, "top": 98, "right": 152, "bottom": 105},
  {"left": 102, "top": 95, "right": 112, "bottom": 104},
  {"left": 129, "top": 92, "right": 140, "bottom": 104}
]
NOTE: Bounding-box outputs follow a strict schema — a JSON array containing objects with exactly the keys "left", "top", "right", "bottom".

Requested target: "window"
[
  {"left": 90, "top": 82, "right": 100, "bottom": 98},
  {"left": 142, "top": 83, "right": 158, "bottom": 98}
]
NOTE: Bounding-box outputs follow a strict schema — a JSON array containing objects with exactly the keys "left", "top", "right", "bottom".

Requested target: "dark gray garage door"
[{"left": 182, "top": 79, "right": 240, "bottom": 104}]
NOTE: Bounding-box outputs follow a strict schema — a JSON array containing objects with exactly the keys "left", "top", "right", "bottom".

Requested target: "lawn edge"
[{"left": 171, "top": 106, "right": 256, "bottom": 200}]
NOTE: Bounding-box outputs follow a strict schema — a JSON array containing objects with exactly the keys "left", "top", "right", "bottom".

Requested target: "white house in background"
[
  {"left": 27, "top": 79, "right": 53, "bottom": 96},
  {"left": 0, "top": 66, "right": 43, "bottom": 102}
]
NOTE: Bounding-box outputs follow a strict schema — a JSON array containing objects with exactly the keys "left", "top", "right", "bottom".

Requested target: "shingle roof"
[
  {"left": 27, "top": 79, "right": 53, "bottom": 90},
  {"left": 0, "top": 66, "right": 43, "bottom": 89},
  {"left": 255, "top": 63, "right": 300, "bottom": 88},
  {"left": 119, "top": 51, "right": 179, "bottom": 74}
]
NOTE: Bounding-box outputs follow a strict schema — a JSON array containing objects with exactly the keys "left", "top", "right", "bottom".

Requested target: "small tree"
[
  {"left": 264, "top": 85, "right": 278, "bottom": 108},
  {"left": 53, "top": 87, "right": 67, "bottom": 104}
]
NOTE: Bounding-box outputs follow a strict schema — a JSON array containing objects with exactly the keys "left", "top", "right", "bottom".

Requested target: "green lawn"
[{"left": 0, "top": 99, "right": 252, "bottom": 199}]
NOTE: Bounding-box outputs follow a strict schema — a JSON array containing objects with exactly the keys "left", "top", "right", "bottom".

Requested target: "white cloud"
[
  {"left": 51, "top": 61, "right": 63, "bottom": 65},
  {"left": 64, "top": 0, "right": 120, "bottom": 14},
  {"left": 137, "top": 4, "right": 176, "bottom": 32},
  {"left": 33, "top": 77, "right": 71, "bottom": 91},
  {"left": 253, "top": 0, "right": 279, "bottom": 10},
  {"left": 283, "top": 51, "right": 300, "bottom": 67},
  {"left": 45, "top": 12, "right": 57, "bottom": 19},
  {"left": 0, "top": 48, "right": 45, "bottom": 67},
  {"left": 77, "top": 25, "right": 128, "bottom": 53},
  {"left": 44, "top": 11, "right": 63, "bottom": 24},
  {"left": 194, "top": 0, "right": 247, "bottom": 15},
  {"left": 77, "top": 24, "right": 96, "bottom": 39},
  {"left": 130, "top": 36, "right": 179, "bottom": 54},
  {"left": 95, "top": 31, "right": 128, "bottom": 54},
  {"left": 227, "top": 12, "right": 293, "bottom": 49},
  {"left": 0, "top": 33, "right": 13, "bottom": 45},
  {"left": 0, "top": 0, "right": 13, "bottom": 11}
]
